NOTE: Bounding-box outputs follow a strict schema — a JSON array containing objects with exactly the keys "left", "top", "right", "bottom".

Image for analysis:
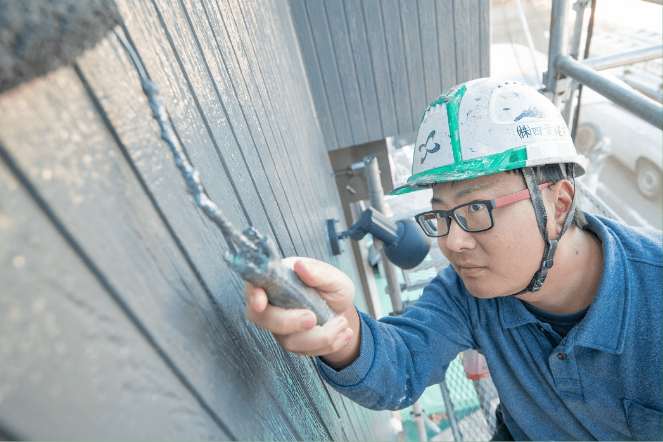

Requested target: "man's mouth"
[
  {"left": 455, "top": 261, "right": 484, "bottom": 268},
  {"left": 455, "top": 262, "right": 487, "bottom": 276}
]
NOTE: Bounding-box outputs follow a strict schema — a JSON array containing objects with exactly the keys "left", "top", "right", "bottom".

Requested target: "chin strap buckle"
[{"left": 543, "top": 239, "right": 558, "bottom": 269}]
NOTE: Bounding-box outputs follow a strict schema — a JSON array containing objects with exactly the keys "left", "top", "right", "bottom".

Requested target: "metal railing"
[
  {"left": 547, "top": 0, "right": 663, "bottom": 130},
  {"left": 556, "top": 55, "right": 662, "bottom": 128},
  {"left": 581, "top": 45, "right": 663, "bottom": 71}
]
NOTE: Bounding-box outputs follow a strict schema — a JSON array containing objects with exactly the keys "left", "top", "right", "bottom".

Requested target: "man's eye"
[{"left": 468, "top": 203, "right": 486, "bottom": 213}]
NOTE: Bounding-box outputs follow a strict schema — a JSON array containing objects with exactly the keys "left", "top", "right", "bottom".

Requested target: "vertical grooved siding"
[
  {"left": 291, "top": 0, "right": 491, "bottom": 150},
  {"left": 0, "top": 0, "right": 397, "bottom": 439}
]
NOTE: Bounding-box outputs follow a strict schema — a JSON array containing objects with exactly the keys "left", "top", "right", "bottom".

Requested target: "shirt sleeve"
[{"left": 315, "top": 266, "right": 478, "bottom": 411}]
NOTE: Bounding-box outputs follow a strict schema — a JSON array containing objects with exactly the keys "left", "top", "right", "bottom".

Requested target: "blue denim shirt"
[{"left": 317, "top": 214, "right": 662, "bottom": 441}]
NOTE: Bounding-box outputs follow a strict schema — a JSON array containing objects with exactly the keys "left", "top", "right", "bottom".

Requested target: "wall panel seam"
[
  {"left": 417, "top": 0, "right": 427, "bottom": 116},
  {"left": 229, "top": 0, "right": 322, "bottom": 259},
  {"left": 377, "top": 0, "right": 399, "bottom": 136},
  {"left": 206, "top": 0, "right": 315, "bottom": 258},
  {"left": 452, "top": 0, "right": 460, "bottom": 84},
  {"left": 197, "top": 4, "right": 345, "bottom": 436},
  {"left": 303, "top": 1, "right": 341, "bottom": 150},
  {"left": 76, "top": 57, "right": 319, "bottom": 440},
  {"left": 340, "top": 0, "right": 371, "bottom": 142},
  {"left": 238, "top": 0, "right": 329, "bottom": 259},
  {"left": 181, "top": 0, "right": 301, "bottom": 255},
  {"left": 161, "top": 0, "right": 291, "bottom": 256},
  {"left": 306, "top": 359, "right": 355, "bottom": 441},
  {"left": 321, "top": 0, "right": 355, "bottom": 146},
  {"left": 435, "top": 0, "right": 441, "bottom": 94},
  {"left": 359, "top": 1, "right": 386, "bottom": 139},
  {"left": 123, "top": 9, "right": 258, "bottom": 239},
  {"left": 397, "top": 0, "right": 415, "bottom": 131},
  {"left": 119, "top": 9, "right": 330, "bottom": 436},
  {"left": 0, "top": 138, "right": 235, "bottom": 440}
]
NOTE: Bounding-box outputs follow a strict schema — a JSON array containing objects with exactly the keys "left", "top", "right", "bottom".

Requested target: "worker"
[{"left": 245, "top": 78, "right": 662, "bottom": 441}]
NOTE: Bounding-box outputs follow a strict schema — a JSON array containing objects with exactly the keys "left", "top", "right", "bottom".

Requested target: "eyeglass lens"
[{"left": 418, "top": 203, "right": 492, "bottom": 237}]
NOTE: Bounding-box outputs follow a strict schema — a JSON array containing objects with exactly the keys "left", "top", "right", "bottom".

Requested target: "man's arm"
[
  {"left": 316, "top": 280, "right": 476, "bottom": 410},
  {"left": 245, "top": 261, "right": 477, "bottom": 411}
]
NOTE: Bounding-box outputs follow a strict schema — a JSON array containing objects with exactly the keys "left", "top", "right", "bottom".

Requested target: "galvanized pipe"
[
  {"left": 363, "top": 156, "right": 403, "bottom": 315},
  {"left": 364, "top": 156, "right": 387, "bottom": 214},
  {"left": 423, "top": 414, "right": 442, "bottom": 434},
  {"left": 568, "top": 0, "right": 590, "bottom": 60},
  {"left": 570, "top": 0, "right": 597, "bottom": 140},
  {"left": 411, "top": 401, "right": 428, "bottom": 441},
  {"left": 545, "top": 0, "right": 572, "bottom": 105},
  {"left": 440, "top": 381, "right": 462, "bottom": 441},
  {"left": 562, "top": 0, "right": 590, "bottom": 126},
  {"left": 556, "top": 54, "right": 663, "bottom": 128},
  {"left": 364, "top": 155, "right": 427, "bottom": 440},
  {"left": 582, "top": 45, "right": 663, "bottom": 71}
]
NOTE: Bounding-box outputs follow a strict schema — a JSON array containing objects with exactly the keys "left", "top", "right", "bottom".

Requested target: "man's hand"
[{"left": 244, "top": 257, "right": 361, "bottom": 369}]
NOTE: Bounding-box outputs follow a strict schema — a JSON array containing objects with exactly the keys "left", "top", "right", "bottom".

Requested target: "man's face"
[{"left": 432, "top": 172, "right": 545, "bottom": 298}]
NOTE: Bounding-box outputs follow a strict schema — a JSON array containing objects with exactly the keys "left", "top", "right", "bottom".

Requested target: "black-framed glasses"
[{"left": 414, "top": 183, "right": 552, "bottom": 237}]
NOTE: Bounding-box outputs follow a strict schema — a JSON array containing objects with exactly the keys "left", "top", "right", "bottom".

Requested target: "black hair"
[{"left": 506, "top": 164, "right": 588, "bottom": 229}]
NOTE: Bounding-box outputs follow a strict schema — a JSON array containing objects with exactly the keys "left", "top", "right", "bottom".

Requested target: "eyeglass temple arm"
[{"left": 493, "top": 183, "right": 552, "bottom": 208}]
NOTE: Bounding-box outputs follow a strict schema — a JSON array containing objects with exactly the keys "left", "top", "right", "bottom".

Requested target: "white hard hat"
[{"left": 391, "top": 78, "right": 586, "bottom": 195}]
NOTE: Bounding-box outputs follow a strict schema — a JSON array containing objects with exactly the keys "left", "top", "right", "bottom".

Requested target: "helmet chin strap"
[{"left": 509, "top": 165, "right": 577, "bottom": 297}]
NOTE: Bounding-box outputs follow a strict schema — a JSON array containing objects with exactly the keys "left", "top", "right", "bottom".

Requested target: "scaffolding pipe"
[
  {"left": 556, "top": 54, "right": 663, "bottom": 128},
  {"left": 440, "top": 381, "right": 462, "bottom": 441},
  {"left": 582, "top": 45, "right": 663, "bottom": 71},
  {"left": 562, "top": 0, "right": 590, "bottom": 126},
  {"left": 363, "top": 156, "right": 403, "bottom": 315},
  {"left": 423, "top": 415, "right": 442, "bottom": 434},
  {"left": 545, "top": 0, "right": 572, "bottom": 106},
  {"left": 364, "top": 156, "right": 427, "bottom": 440},
  {"left": 568, "top": 0, "right": 590, "bottom": 60},
  {"left": 570, "top": 0, "right": 597, "bottom": 140},
  {"left": 412, "top": 401, "right": 428, "bottom": 442}
]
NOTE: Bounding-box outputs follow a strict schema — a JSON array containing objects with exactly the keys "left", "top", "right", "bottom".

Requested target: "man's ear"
[{"left": 548, "top": 180, "right": 574, "bottom": 237}]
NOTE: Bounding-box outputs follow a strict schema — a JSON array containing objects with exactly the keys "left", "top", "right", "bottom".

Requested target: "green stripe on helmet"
[
  {"left": 420, "top": 84, "right": 467, "bottom": 165},
  {"left": 390, "top": 146, "right": 528, "bottom": 195},
  {"left": 445, "top": 85, "right": 466, "bottom": 164}
]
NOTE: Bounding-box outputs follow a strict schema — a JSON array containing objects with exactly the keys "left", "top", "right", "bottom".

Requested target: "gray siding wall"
[
  {"left": 289, "top": 0, "right": 491, "bottom": 150},
  {"left": 0, "top": 0, "right": 390, "bottom": 439}
]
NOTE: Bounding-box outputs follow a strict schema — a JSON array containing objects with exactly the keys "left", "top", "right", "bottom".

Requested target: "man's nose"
[{"left": 443, "top": 217, "right": 476, "bottom": 252}]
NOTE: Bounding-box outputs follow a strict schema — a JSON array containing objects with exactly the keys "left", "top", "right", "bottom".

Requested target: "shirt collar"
[{"left": 497, "top": 214, "right": 629, "bottom": 354}]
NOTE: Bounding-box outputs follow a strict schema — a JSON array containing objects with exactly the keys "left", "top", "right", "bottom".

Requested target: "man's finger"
[
  {"left": 282, "top": 328, "right": 353, "bottom": 357},
  {"left": 245, "top": 302, "right": 318, "bottom": 335},
  {"left": 289, "top": 328, "right": 353, "bottom": 357},
  {"left": 286, "top": 258, "right": 350, "bottom": 292},
  {"left": 244, "top": 283, "right": 269, "bottom": 313},
  {"left": 275, "top": 316, "right": 349, "bottom": 353},
  {"left": 281, "top": 257, "right": 355, "bottom": 312}
]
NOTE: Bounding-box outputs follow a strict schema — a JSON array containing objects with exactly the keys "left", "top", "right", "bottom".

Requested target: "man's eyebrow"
[
  {"left": 430, "top": 182, "right": 493, "bottom": 205},
  {"left": 454, "top": 182, "right": 493, "bottom": 199}
]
